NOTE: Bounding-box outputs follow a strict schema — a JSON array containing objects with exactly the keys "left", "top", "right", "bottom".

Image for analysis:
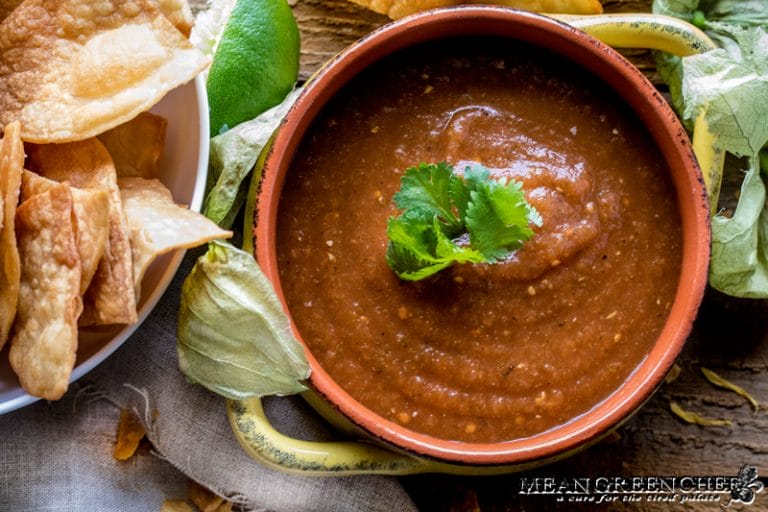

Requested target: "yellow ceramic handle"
[
  {"left": 231, "top": 13, "right": 722, "bottom": 476},
  {"left": 227, "top": 397, "right": 433, "bottom": 475},
  {"left": 552, "top": 13, "right": 715, "bottom": 56}
]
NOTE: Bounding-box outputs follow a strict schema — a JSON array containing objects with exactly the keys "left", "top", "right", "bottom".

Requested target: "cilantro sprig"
[{"left": 385, "top": 162, "right": 542, "bottom": 280}]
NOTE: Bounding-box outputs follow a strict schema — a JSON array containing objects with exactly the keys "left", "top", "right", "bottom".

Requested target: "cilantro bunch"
[{"left": 386, "top": 162, "right": 542, "bottom": 281}]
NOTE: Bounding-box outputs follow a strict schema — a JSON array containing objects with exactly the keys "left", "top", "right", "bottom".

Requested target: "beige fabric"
[{"left": 0, "top": 251, "right": 418, "bottom": 511}]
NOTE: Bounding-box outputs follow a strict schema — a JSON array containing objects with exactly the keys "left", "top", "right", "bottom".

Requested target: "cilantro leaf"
[
  {"left": 462, "top": 163, "right": 491, "bottom": 188},
  {"left": 386, "top": 162, "right": 540, "bottom": 280},
  {"left": 385, "top": 213, "right": 452, "bottom": 281},
  {"left": 385, "top": 212, "right": 484, "bottom": 281},
  {"left": 432, "top": 217, "right": 485, "bottom": 263},
  {"left": 393, "top": 162, "right": 463, "bottom": 236},
  {"left": 449, "top": 169, "right": 472, "bottom": 224},
  {"left": 466, "top": 177, "right": 541, "bottom": 261}
]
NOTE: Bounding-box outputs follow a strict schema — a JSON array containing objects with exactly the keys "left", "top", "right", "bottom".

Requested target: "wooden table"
[{"left": 192, "top": 0, "right": 768, "bottom": 509}]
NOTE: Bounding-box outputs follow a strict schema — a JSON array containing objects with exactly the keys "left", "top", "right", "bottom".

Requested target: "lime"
[{"left": 206, "top": 0, "right": 299, "bottom": 135}]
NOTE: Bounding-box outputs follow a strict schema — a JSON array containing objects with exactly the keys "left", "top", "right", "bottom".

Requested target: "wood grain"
[{"left": 188, "top": 0, "right": 768, "bottom": 509}]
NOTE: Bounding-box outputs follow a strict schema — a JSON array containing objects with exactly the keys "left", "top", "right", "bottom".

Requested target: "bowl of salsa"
[{"left": 245, "top": 6, "right": 710, "bottom": 470}]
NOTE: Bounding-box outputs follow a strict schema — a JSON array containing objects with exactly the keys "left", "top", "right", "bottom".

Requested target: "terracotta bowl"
[{"left": 251, "top": 7, "right": 710, "bottom": 469}]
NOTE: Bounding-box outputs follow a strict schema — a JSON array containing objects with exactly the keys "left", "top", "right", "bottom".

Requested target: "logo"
[
  {"left": 518, "top": 465, "right": 765, "bottom": 507},
  {"left": 727, "top": 465, "right": 764, "bottom": 507}
]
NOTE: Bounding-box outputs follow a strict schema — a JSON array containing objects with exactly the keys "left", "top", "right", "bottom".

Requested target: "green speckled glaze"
[
  {"left": 227, "top": 398, "right": 432, "bottom": 475},
  {"left": 554, "top": 13, "right": 716, "bottom": 55}
]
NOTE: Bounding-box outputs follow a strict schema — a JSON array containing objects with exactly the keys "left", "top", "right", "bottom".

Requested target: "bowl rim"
[
  {"left": 255, "top": 6, "right": 711, "bottom": 465},
  {"left": 0, "top": 75, "right": 210, "bottom": 415}
]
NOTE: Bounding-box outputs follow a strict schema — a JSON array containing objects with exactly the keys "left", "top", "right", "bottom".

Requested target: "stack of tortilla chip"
[{"left": 0, "top": 0, "right": 232, "bottom": 400}]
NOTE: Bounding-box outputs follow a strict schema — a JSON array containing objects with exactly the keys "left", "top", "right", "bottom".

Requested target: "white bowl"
[{"left": 0, "top": 75, "right": 209, "bottom": 414}]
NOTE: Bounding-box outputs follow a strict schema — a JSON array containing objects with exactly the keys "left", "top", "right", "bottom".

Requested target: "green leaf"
[
  {"left": 698, "top": 0, "right": 768, "bottom": 27},
  {"left": 203, "top": 88, "right": 301, "bottom": 229},
  {"left": 462, "top": 163, "right": 491, "bottom": 189},
  {"left": 654, "top": 0, "right": 768, "bottom": 298},
  {"left": 386, "top": 162, "right": 540, "bottom": 280},
  {"left": 449, "top": 166, "right": 473, "bottom": 224},
  {"left": 466, "top": 177, "right": 540, "bottom": 261},
  {"left": 653, "top": 3, "right": 768, "bottom": 139},
  {"left": 393, "top": 162, "right": 463, "bottom": 235},
  {"left": 386, "top": 213, "right": 438, "bottom": 262},
  {"left": 384, "top": 213, "right": 454, "bottom": 280},
  {"left": 680, "top": 26, "right": 768, "bottom": 157},
  {"left": 653, "top": 0, "right": 768, "bottom": 27},
  {"left": 652, "top": 0, "right": 699, "bottom": 21},
  {"left": 433, "top": 217, "right": 485, "bottom": 264},
  {"left": 653, "top": 51, "right": 687, "bottom": 121},
  {"left": 760, "top": 147, "right": 768, "bottom": 176},
  {"left": 385, "top": 244, "right": 452, "bottom": 281},
  {"left": 177, "top": 240, "right": 310, "bottom": 399},
  {"left": 709, "top": 157, "right": 768, "bottom": 297}
]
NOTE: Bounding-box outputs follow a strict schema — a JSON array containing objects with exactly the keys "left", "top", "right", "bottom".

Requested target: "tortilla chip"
[
  {"left": 0, "top": 0, "right": 209, "bottom": 143},
  {"left": 189, "top": 481, "right": 234, "bottom": 512},
  {"left": 113, "top": 409, "right": 147, "bottom": 461},
  {"left": 1, "top": 0, "right": 193, "bottom": 34},
  {"left": 27, "top": 139, "right": 137, "bottom": 325},
  {"left": 22, "top": 171, "right": 110, "bottom": 294},
  {"left": 0, "top": 0, "right": 20, "bottom": 22},
  {"left": 98, "top": 112, "right": 168, "bottom": 179},
  {"left": 9, "top": 183, "right": 81, "bottom": 400},
  {"left": 155, "top": 0, "right": 194, "bottom": 37},
  {"left": 0, "top": 121, "right": 22, "bottom": 350},
  {"left": 161, "top": 501, "right": 195, "bottom": 512},
  {"left": 119, "top": 178, "right": 232, "bottom": 296},
  {"left": 350, "top": 0, "right": 602, "bottom": 19}
]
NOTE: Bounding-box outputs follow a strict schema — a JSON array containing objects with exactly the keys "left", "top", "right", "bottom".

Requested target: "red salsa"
[{"left": 276, "top": 38, "right": 682, "bottom": 442}]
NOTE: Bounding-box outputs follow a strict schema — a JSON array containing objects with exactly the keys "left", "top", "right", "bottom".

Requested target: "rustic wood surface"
[{"left": 190, "top": 0, "right": 768, "bottom": 509}]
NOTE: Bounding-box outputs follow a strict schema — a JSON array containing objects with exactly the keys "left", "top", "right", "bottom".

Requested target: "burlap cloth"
[{"left": 0, "top": 249, "right": 417, "bottom": 511}]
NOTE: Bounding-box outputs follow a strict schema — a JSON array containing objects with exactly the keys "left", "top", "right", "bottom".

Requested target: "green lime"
[{"left": 207, "top": 0, "right": 299, "bottom": 135}]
